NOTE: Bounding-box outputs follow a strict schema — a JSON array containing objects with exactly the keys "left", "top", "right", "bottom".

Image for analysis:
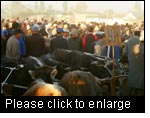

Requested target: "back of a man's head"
[
  {"left": 14, "top": 29, "right": 23, "bottom": 39},
  {"left": 12, "top": 21, "right": 20, "bottom": 29},
  {"left": 87, "top": 26, "right": 94, "bottom": 32},
  {"left": 31, "top": 25, "right": 39, "bottom": 34}
]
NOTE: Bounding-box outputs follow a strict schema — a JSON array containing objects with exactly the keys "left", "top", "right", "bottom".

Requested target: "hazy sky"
[{"left": 2, "top": 1, "right": 144, "bottom": 13}]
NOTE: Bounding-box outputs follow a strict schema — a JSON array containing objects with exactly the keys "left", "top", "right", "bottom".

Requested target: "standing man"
[
  {"left": 127, "top": 36, "right": 144, "bottom": 96},
  {"left": 26, "top": 26, "right": 45, "bottom": 57},
  {"left": 1, "top": 23, "right": 11, "bottom": 55},
  {"left": 6, "top": 29, "right": 22, "bottom": 61},
  {"left": 49, "top": 28, "right": 70, "bottom": 53},
  {"left": 123, "top": 29, "right": 140, "bottom": 64},
  {"left": 82, "top": 25, "right": 98, "bottom": 53},
  {"left": 68, "top": 28, "right": 82, "bottom": 51},
  {"left": 122, "top": 27, "right": 131, "bottom": 44},
  {"left": 94, "top": 33, "right": 108, "bottom": 56}
]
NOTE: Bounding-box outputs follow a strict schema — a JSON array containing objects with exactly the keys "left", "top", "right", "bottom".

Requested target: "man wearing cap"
[
  {"left": 49, "top": 28, "right": 70, "bottom": 53},
  {"left": 6, "top": 29, "right": 22, "bottom": 61},
  {"left": 26, "top": 26, "right": 45, "bottom": 57},
  {"left": 63, "top": 29, "right": 70, "bottom": 40}
]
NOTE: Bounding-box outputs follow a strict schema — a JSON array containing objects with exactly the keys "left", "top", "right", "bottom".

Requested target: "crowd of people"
[{"left": 1, "top": 17, "right": 144, "bottom": 96}]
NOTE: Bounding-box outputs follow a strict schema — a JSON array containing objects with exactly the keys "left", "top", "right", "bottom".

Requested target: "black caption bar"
[{"left": 0, "top": 96, "right": 145, "bottom": 113}]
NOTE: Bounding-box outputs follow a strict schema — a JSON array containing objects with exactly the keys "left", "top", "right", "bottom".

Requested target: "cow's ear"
[
  {"left": 28, "top": 70, "right": 35, "bottom": 80},
  {"left": 50, "top": 69, "right": 58, "bottom": 80}
]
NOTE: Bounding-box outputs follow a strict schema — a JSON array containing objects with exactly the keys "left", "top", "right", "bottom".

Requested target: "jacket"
[
  {"left": 26, "top": 33, "right": 45, "bottom": 57},
  {"left": 50, "top": 35, "right": 70, "bottom": 53}
]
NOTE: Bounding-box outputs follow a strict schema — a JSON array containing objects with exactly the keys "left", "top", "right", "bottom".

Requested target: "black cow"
[
  {"left": 89, "top": 63, "right": 112, "bottom": 79},
  {"left": 60, "top": 70, "right": 103, "bottom": 96},
  {"left": 52, "top": 49, "right": 71, "bottom": 64},
  {"left": 40, "top": 53, "right": 70, "bottom": 80},
  {"left": 1, "top": 56, "right": 20, "bottom": 83},
  {"left": 1, "top": 58, "right": 58, "bottom": 96},
  {"left": 2, "top": 65, "right": 57, "bottom": 86},
  {"left": 69, "top": 51, "right": 112, "bottom": 79},
  {"left": 22, "top": 56, "right": 46, "bottom": 70},
  {"left": 40, "top": 53, "right": 58, "bottom": 66},
  {"left": 51, "top": 49, "right": 119, "bottom": 79},
  {"left": 1, "top": 55, "right": 19, "bottom": 68}
]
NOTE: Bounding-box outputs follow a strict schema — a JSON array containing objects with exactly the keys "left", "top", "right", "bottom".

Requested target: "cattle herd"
[{"left": 1, "top": 49, "right": 128, "bottom": 96}]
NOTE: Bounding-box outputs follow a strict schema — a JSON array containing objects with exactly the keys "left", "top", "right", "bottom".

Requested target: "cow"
[
  {"left": 40, "top": 53, "right": 59, "bottom": 66},
  {"left": 1, "top": 57, "right": 58, "bottom": 96},
  {"left": 2, "top": 65, "right": 57, "bottom": 86},
  {"left": 89, "top": 63, "right": 112, "bottom": 79},
  {"left": 68, "top": 51, "right": 112, "bottom": 79},
  {"left": 40, "top": 53, "right": 71, "bottom": 80},
  {"left": 22, "top": 56, "right": 46, "bottom": 70},
  {"left": 1, "top": 55, "right": 19, "bottom": 68},
  {"left": 51, "top": 49, "right": 121, "bottom": 79},
  {"left": 52, "top": 49, "right": 71, "bottom": 65},
  {"left": 69, "top": 51, "right": 92, "bottom": 68},
  {"left": 60, "top": 70, "right": 103, "bottom": 96},
  {"left": 23, "top": 79, "right": 68, "bottom": 96},
  {"left": 1, "top": 55, "right": 21, "bottom": 83}
]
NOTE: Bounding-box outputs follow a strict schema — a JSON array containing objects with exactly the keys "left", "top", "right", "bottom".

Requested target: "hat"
[
  {"left": 31, "top": 26, "right": 39, "bottom": 32},
  {"left": 63, "top": 29, "right": 69, "bottom": 33},
  {"left": 57, "top": 28, "right": 64, "bottom": 33}
]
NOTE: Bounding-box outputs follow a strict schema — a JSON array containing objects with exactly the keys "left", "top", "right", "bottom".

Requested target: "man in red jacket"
[{"left": 82, "top": 25, "right": 98, "bottom": 53}]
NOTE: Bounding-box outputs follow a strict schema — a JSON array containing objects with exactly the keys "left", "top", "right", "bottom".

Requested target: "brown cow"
[
  {"left": 23, "top": 79, "right": 68, "bottom": 96},
  {"left": 60, "top": 70, "right": 102, "bottom": 96}
]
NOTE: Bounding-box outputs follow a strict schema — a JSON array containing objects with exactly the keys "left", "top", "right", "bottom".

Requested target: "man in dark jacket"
[
  {"left": 128, "top": 38, "right": 144, "bottom": 96},
  {"left": 49, "top": 28, "right": 70, "bottom": 53},
  {"left": 68, "top": 29, "right": 82, "bottom": 51},
  {"left": 123, "top": 29, "right": 144, "bottom": 96},
  {"left": 123, "top": 30, "right": 140, "bottom": 64},
  {"left": 26, "top": 26, "right": 45, "bottom": 57}
]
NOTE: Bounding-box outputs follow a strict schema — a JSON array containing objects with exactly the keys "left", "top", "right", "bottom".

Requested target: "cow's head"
[
  {"left": 23, "top": 79, "right": 68, "bottom": 96},
  {"left": 61, "top": 71, "right": 102, "bottom": 96},
  {"left": 28, "top": 66, "right": 57, "bottom": 84}
]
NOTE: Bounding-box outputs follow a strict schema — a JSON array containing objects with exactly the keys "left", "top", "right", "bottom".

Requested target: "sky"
[{"left": 1, "top": 1, "right": 144, "bottom": 13}]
